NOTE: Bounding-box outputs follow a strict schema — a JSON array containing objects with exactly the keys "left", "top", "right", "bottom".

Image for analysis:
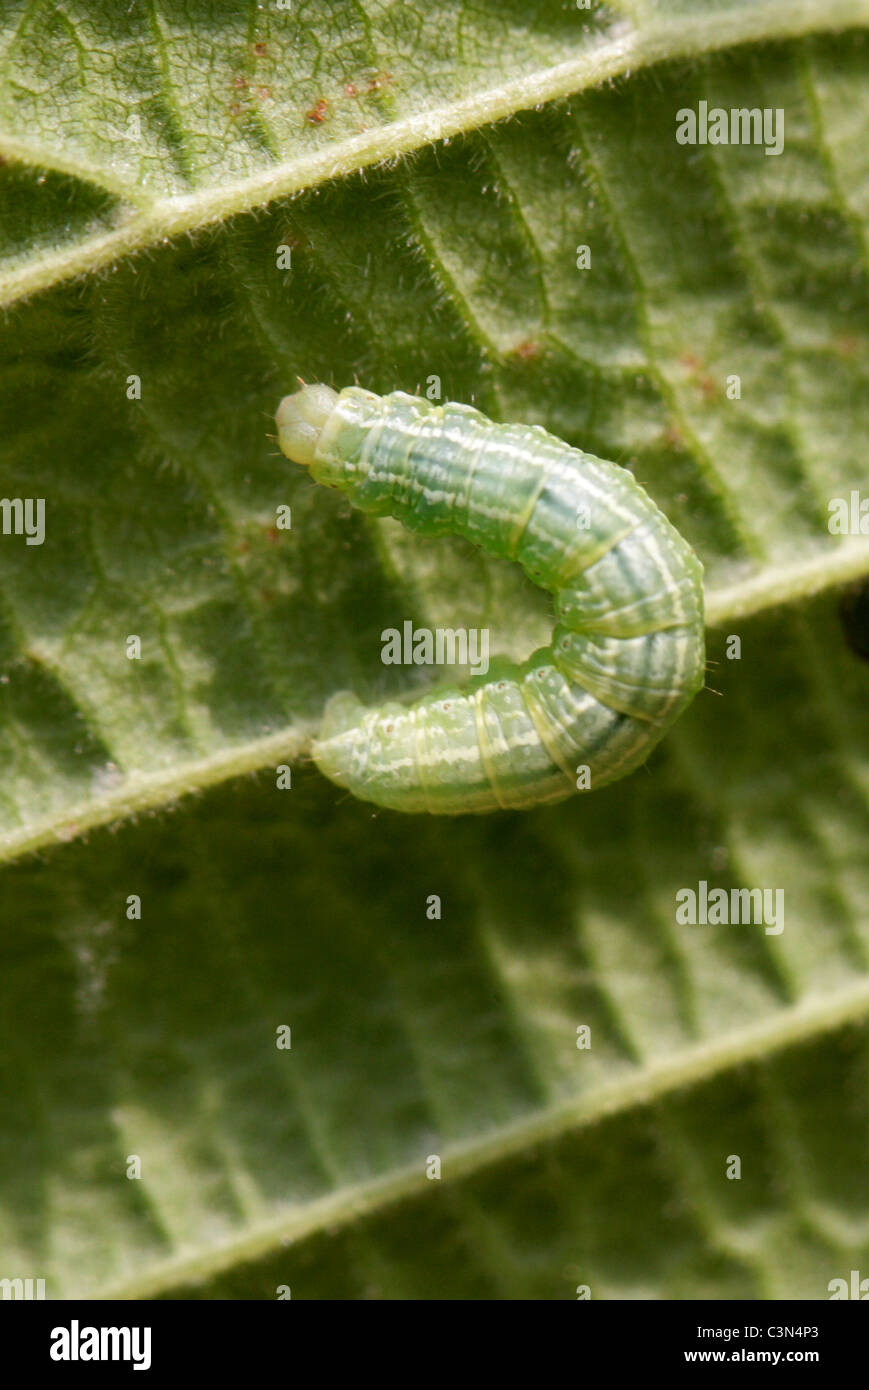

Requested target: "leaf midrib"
[
  {"left": 2, "top": 0, "right": 868, "bottom": 308},
  {"left": 2, "top": 539, "right": 867, "bottom": 868},
  {"left": 96, "top": 973, "right": 869, "bottom": 1299}
]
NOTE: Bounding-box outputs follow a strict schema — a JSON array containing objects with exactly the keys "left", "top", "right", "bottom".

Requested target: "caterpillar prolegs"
[{"left": 276, "top": 385, "right": 705, "bottom": 815}]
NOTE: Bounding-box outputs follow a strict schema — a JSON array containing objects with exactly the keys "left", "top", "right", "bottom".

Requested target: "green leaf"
[{"left": 0, "top": 0, "right": 867, "bottom": 1299}]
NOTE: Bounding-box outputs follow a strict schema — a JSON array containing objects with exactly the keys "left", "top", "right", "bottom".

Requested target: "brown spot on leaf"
[
  {"left": 679, "top": 352, "right": 718, "bottom": 401},
  {"left": 367, "top": 72, "right": 392, "bottom": 93},
  {"left": 305, "top": 98, "right": 330, "bottom": 124},
  {"left": 697, "top": 374, "right": 717, "bottom": 401},
  {"left": 512, "top": 339, "right": 542, "bottom": 362}
]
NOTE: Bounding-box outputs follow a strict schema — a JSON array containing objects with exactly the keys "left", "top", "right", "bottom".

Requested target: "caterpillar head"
[{"left": 276, "top": 384, "right": 339, "bottom": 466}]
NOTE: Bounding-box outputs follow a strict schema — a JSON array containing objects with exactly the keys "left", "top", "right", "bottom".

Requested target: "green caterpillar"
[{"left": 277, "top": 384, "right": 705, "bottom": 814}]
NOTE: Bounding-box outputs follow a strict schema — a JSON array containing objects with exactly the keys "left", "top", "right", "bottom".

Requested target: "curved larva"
[{"left": 276, "top": 384, "right": 705, "bottom": 815}]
